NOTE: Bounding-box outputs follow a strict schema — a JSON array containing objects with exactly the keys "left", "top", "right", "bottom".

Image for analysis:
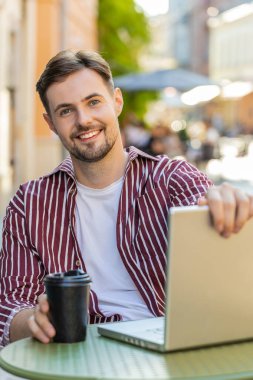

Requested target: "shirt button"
[{"left": 76, "top": 260, "right": 81, "bottom": 267}]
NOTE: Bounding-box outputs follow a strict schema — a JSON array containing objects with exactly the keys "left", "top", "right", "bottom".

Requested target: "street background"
[
  {"left": 1, "top": 0, "right": 253, "bottom": 241},
  {"left": 1, "top": 1, "right": 253, "bottom": 378},
  {"left": 0, "top": 0, "right": 253, "bottom": 246}
]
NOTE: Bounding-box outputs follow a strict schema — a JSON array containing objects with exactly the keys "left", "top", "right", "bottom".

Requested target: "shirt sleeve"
[
  {"left": 167, "top": 160, "right": 213, "bottom": 206},
  {"left": 0, "top": 187, "right": 46, "bottom": 346}
]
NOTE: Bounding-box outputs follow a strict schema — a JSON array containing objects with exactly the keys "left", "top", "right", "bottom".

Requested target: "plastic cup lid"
[{"left": 44, "top": 270, "right": 92, "bottom": 285}]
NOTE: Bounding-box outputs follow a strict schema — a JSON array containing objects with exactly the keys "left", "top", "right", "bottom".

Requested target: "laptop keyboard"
[
  {"left": 145, "top": 327, "right": 163, "bottom": 337},
  {"left": 143, "top": 327, "right": 164, "bottom": 343}
]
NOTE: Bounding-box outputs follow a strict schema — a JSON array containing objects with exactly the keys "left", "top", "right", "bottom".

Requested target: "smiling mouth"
[{"left": 76, "top": 130, "right": 102, "bottom": 142}]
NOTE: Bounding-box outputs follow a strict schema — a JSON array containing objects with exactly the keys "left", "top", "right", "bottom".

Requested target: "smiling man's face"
[{"left": 44, "top": 68, "right": 123, "bottom": 163}]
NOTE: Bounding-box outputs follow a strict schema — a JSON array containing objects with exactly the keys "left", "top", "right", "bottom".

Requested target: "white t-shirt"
[{"left": 75, "top": 178, "right": 153, "bottom": 321}]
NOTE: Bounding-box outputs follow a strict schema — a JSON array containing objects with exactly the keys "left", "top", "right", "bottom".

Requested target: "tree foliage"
[
  {"left": 98, "top": 0, "right": 158, "bottom": 122},
  {"left": 98, "top": 0, "right": 150, "bottom": 75}
]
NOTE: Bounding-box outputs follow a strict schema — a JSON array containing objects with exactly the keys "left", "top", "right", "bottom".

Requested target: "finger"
[
  {"left": 38, "top": 294, "right": 49, "bottom": 313},
  {"left": 27, "top": 314, "right": 52, "bottom": 344},
  {"left": 197, "top": 196, "right": 208, "bottom": 206},
  {"left": 206, "top": 187, "right": 224, "bottom": 234},
  {"left": 34, "top": 304, "right": 55, "bottom": 338},
  {"left": 234, "top": 190, "right": 250, "bottom": 233},
  {"left": 29, "top": 298, "right": 56, "bottom": 342},
  {"left": 219, "top": 183, "right": 236, "bottom": 237}
]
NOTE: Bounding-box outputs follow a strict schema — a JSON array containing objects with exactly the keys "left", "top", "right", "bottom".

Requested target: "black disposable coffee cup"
[{"left": 44, "top": 269, "right": 92, "bottom": 343}]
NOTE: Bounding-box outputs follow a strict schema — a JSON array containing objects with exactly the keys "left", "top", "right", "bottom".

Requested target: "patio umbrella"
[{"left": 114, "top": 68, "right": 216, "bottom": 92}]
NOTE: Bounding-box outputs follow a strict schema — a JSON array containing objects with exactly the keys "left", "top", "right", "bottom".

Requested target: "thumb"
[{"left": 197, "top": 196, "right": 207, "bottom": 206}]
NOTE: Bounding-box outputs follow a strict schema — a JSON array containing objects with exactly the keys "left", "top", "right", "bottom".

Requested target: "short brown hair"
[{"left": 36, "top": 50, "right": 114, "bottom": 114}]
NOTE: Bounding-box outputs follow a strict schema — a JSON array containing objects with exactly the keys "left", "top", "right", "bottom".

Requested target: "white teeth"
[{"left": 79, "top": 130, "right": 100, "bottom": 139}]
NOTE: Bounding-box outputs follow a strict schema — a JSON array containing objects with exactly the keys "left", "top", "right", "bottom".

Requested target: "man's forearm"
[{"left": 9, "top": 308, "right": 35, "bottom": 342}]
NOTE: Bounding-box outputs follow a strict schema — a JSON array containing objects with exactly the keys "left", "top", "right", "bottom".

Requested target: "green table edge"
[
  {"left": 2, "top": 353, "right": 253, "bottom": 380},
  {"left": 2, "top": 326, "right": 253, "bottom": 380}
]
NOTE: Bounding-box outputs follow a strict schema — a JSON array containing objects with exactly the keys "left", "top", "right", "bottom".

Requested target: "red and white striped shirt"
[{"left": 0, "top": 147, "right": 212, "bottom": 346}]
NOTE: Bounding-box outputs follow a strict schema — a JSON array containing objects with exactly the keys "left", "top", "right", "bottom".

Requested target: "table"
[{"left": 1, "top": 325, "right": 253, "bottom": 379}]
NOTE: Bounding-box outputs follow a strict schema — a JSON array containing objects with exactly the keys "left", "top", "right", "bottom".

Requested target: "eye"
[
  {"left": 89, "top": 99, "right": 100, "bottom": 106},
  {"left": 59, "top": 108, "right": 73, "bottom": 117}
]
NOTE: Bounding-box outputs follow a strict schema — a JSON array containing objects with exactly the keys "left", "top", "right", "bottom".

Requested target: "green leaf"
[{"left": 98, "top": 0, "right": 154, "bottom": 121}]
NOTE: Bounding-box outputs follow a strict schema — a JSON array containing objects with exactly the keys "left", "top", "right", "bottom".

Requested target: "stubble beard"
[
  {"left": 70, "top": 140, "right": 115, "bottom": 163},
  {"left": 60, "top": 127, "right": 118, "bottom": 163}
]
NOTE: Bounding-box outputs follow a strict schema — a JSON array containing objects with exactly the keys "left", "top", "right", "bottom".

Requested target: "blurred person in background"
[
  {"left": 148, "top": 124, "right": 184, "bottom": 158},
  {"left": 0, "top": 50, "right": 253, "bottom": 347},
  {"left": 146, "top": 124, "right": 168, "bottom": 156},
  {"left": 201, "top": 119, "right": 220, "bottom": 163},
  {"left": 122, "top": 116, "right": 151, "bottom": 152}
]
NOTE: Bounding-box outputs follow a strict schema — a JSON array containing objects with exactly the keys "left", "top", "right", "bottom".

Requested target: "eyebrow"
[{"left": 54, "top": 92, "right": 102, "bottom": 113}]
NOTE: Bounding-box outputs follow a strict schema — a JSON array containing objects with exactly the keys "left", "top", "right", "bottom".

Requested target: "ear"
[
  {"left": 43, "top": 113, "right": 58, "bottom": 135},
  {"left": 114, "top": 88, "right": 124, "bottom": 117}
]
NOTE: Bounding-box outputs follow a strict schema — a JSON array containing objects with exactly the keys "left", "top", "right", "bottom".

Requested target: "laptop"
[{"left": 98, "top": 205, "right": 253, "bottom": 352}]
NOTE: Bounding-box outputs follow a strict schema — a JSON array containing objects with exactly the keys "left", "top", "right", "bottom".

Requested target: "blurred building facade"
[
  {"left": 139, "top": 12, "right": 172, "bottom": 71},
  {"left": 0, "top": 0, "right": 98, "bottom": 194},
  {"left": 167, "top": 0, "right": 253, "bottom": 135},
  {"left": 169, "top": 0, "right": 210, "bottom": 75},
  {"left": 209, "top": 2, "right": 253, "bottom": 133},
  {"left": 168, "top": 0, "right": 252, "bottom": 75}
]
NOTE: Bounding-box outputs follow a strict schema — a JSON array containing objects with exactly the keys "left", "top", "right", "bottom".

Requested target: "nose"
[{"left": 76, "top": 107, "right": 93, "bottom": 126}]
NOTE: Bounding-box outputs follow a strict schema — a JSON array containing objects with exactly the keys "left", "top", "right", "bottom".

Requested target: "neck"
[{"left": 71, "top": 142, "right": 128, "bottom": 189}]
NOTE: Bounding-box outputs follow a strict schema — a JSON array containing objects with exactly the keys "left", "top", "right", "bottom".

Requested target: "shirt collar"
[
  {"left": 126, "top": 146, "right": 160, "bottom": 162},
  {"left": 44, "top": 146, "right": 159, "bottom": 180}
]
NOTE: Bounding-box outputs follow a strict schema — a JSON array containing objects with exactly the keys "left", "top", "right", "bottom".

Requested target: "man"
[{"left": 0, "top": 50, "right": 252, "bottom": 347}]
